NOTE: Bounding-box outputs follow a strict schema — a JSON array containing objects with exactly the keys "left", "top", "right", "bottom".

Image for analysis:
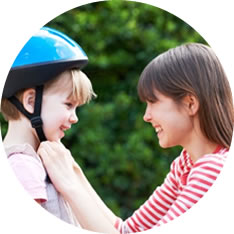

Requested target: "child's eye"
[{"left": 65, "top": 103, "right": 73, "bottom": 108}]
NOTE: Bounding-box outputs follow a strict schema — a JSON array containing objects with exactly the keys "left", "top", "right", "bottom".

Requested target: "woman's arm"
[
  {"left": 38, "top": 141, "right": 179, "bottom": 233},
  {"left": 74, "top": 164, "right": 119, "bottom": 226},
  {"left": 154, "top": 153, "right": 227, "bottom": 227},
  {"left": 38, "top": 141, "right": 119, "bottom": 234}
]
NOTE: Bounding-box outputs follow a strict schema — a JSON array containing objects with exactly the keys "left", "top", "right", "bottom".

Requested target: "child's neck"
[{"left": 3, "top": 118, "right": 40, "bottom": 151}]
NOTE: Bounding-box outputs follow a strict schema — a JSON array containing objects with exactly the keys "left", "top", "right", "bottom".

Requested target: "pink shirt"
[
  {"left": 5, "top": 143, "right": 80, "bottom": 227},
  {"left": 6, "top": 144, "right": 47, "bottom": 202}
]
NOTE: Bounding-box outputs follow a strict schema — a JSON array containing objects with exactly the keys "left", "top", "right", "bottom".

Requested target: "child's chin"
[
  {"left": 46, "top": 135, "right": 63, "bottom": 142},
  {"left": 57, "top": 131, "right": 65, "bottom": 140}
]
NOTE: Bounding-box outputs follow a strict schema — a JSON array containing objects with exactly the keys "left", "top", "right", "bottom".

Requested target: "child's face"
[
  {"left": 143, "top": 91, "right": 194, "bottom": 149},
  {"left": 40, "top": 74, "right": 79, "bottom": 142}
]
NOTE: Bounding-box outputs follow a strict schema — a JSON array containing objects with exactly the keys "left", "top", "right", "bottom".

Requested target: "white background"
[{"left": 0, "top": 0, "right": 233, "bottom": 233}]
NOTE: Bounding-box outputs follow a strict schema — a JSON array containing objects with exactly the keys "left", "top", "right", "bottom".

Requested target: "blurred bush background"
[{"left": 1, "top": 0, "right": 206, "bottom": 219}]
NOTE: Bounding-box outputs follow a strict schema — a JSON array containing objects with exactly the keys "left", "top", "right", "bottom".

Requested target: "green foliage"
[{"left": 1, "top": 0, "right": 206, "bottom": 219}]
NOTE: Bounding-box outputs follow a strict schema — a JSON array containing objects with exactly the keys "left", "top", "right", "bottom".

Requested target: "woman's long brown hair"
[{"left": 138, "top": 43, "right": 234, "bottom": 148}]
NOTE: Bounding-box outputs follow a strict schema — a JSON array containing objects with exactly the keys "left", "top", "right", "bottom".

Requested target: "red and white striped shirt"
[{"left": 115, "top": 146, "right": 228, "bottom": 233}]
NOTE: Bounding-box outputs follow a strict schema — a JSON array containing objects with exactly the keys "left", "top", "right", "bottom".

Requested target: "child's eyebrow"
[{"left": 66, "top": 95, "right": 80, "bottom": 105}]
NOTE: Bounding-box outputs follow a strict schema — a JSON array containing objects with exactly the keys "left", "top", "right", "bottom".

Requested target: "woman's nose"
[{"left": 143, "top": 107, "right": 151, "bottom": 122}]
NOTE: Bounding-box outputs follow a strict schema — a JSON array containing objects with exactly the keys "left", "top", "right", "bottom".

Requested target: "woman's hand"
[
  {"left": 37, "top": 141, "right": 80, "bottom": 193},
  {"left": 38, "top": 141, "right": 120, "bottom": 233}
]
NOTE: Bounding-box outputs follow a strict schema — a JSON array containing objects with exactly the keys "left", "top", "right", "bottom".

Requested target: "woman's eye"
[
  {"left": 146, "top": 100, "right": 155, "bottom": 105},
  {"left": 147, "top": 98, "right": 158, "bottom": 104}
]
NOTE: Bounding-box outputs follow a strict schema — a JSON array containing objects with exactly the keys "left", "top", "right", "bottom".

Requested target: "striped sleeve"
[
  {"left": 115, "top": 159, "right": 180, "bottom": 233},
  {"left": 156, "top": 152, "right": 227, "bottom": 226},
  {"left": 115, "top": 149, "right": 227, "bottom": 233}
]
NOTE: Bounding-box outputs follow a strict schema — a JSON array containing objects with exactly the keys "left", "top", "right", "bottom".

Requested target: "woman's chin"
[{"left": 158, "top": 139, "right": 175, "bottom": 149}]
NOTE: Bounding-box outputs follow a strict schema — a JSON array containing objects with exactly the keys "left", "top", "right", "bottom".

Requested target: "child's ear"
[
  {"left": 183, "top": 94, "right": 199, "bottom": 116},
  {"left": 22, "top": 88, "right": 36, "bottom": 114}
]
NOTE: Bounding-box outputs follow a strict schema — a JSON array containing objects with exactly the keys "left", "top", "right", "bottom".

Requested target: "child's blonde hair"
[
  {"left": 1, "top": 69, "right": 96, "bottom": 121},
  {"left": 138, "top": 43, "right": 233, "bottom": 148}
]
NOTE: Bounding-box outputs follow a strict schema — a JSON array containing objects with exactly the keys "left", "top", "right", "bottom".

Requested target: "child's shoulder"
[
  {"left": 5, "top": 143, "right": 43, "bottom": 166},
  {"left": 5, "top": 143, "right": 47, "bottom": 183},
  {"left": 6, "top": 143, "right": 38, "bottom": 157}
]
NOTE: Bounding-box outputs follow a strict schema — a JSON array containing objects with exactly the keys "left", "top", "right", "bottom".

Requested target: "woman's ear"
[
  {"left": 22, "top": 88, "right": 36, "bottom": 114},
  {"left": 183, "top": 94, "right": 199, "bottom": 116}
]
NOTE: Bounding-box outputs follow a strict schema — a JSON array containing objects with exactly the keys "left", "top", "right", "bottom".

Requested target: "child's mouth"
[{"left": 60, "top": 126, "right": 70, "bottom": 132}]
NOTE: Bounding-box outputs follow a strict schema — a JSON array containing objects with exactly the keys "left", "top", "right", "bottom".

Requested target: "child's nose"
[{"left": 70, "top": 111, "right": 78, "bottom": 124}]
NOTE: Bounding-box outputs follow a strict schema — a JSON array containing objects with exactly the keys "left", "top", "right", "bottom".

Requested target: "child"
[
  {"left": 38, "top": 43, "right": 233, "bottom": 233},
  {"left": 1, "top": 27, "right": 96, "bottom": 226}
]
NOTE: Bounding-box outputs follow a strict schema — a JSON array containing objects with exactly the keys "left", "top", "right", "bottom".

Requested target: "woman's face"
[{"left": 143, "top": 91, "right": 194, "bottom": 149}]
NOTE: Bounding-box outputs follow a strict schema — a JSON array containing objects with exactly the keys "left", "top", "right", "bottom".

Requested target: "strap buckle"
[{"left": 31, "top": 116, "right": 43, "bottom": 128}]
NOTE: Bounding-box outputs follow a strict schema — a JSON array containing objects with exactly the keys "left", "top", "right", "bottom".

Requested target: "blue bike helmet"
[{"left": 2, "top": 27, "right": 88, "bottom": 142}]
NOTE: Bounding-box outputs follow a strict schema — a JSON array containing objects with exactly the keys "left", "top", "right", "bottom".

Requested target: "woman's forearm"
[
  {"left": 73, "top": 164, "right": 119, "bottom": 227},
  {"left": 63, "top": 172, "right": 119, "bottom": 234}
]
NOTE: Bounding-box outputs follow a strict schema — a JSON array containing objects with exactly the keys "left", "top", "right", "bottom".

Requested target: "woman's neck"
[
  {"left": 181, "top": 114, "right": 220, "bottom": 162},
  {"left": 183, "top": 128, "right": 219, "bottom": 162}
]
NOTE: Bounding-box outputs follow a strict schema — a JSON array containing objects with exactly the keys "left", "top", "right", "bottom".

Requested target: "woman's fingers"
[
  {"left": 39, "top": 141, "right": 61, "bottom": 158},
  {"left": 38, "top": 141, "right": 74, "bottom": 170},
  {"left": 37, "top": 147, "right": 47, "bottom": 162}
]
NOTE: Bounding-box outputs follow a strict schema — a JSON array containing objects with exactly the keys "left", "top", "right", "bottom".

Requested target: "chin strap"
[
  {"left": 8, "top": 85, "right": 47, "bottom": 142},
  {"left": 8, "top": 85, "right": 51, "bottom": 183}
]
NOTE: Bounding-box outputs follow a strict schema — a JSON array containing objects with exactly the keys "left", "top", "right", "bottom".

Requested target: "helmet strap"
[{"left": 8, "top": 85, "right": 47, "bottom": 142}]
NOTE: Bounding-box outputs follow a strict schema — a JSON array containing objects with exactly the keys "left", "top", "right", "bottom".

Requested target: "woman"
[{"left": 38, "top": 43, "right": 233, "bottom": 233}]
